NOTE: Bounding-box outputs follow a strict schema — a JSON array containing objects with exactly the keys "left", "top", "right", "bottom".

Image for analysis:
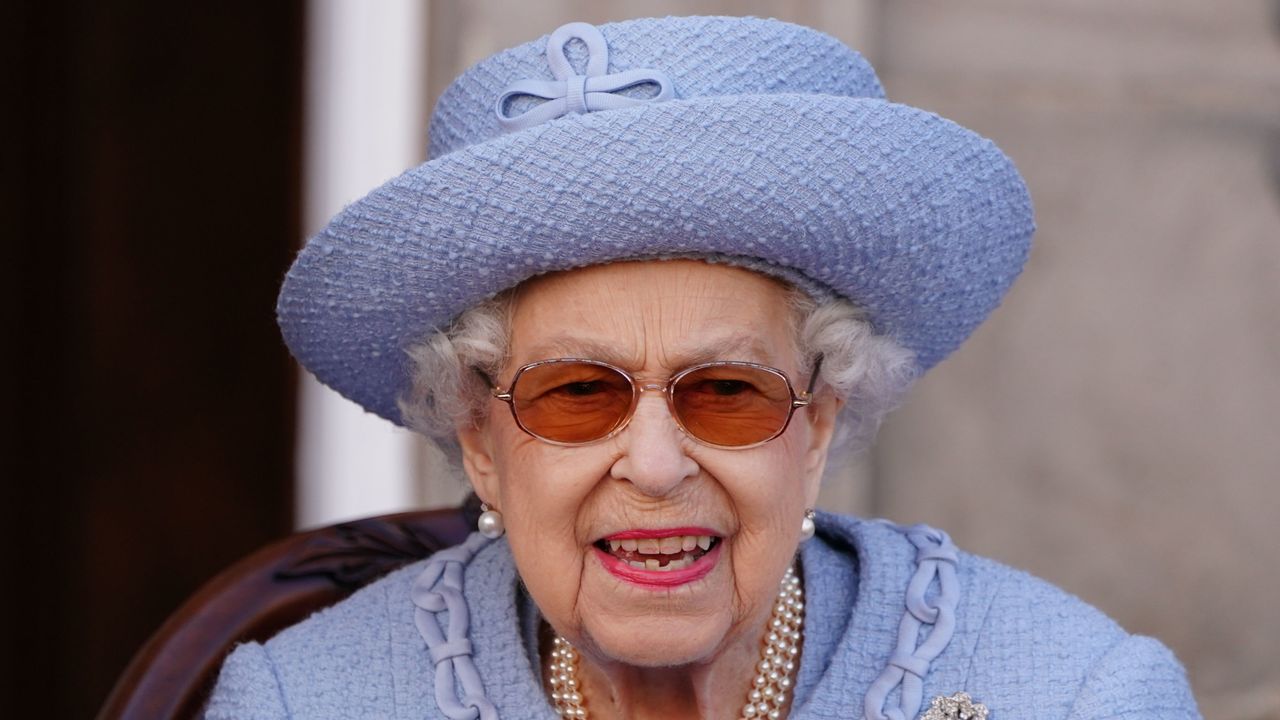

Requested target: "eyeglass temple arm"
[
  {"left": 473, "top": 367, "right": 513, "bottom": 402},
  {"left": 795, "top": 355, "right": 824, "bottom": 407}
]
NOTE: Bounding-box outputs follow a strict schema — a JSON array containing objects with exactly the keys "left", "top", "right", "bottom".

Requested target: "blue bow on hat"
[{"left": 495, "top": 22, "right": 674, "bottom": 132}]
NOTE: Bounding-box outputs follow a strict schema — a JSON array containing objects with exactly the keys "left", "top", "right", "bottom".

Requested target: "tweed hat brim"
[{"left": 278, "top": 92, "right": 1033, "bottom": 425}]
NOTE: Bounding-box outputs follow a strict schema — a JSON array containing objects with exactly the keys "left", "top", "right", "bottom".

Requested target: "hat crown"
[{"left": 427, "top": 16, "right": 885, "bottom": 159}]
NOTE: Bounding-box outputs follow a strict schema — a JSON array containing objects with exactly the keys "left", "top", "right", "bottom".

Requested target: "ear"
[
  {"left": 457, "top": 422, "right": 501, "bottom": 507},
  {"left": 801, "top": 390, "right": 843, "bottom": 508}
]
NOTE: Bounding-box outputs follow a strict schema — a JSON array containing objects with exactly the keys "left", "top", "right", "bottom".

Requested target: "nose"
[{"left": 609, "top": 392, "right": 699, "bottom": 497}]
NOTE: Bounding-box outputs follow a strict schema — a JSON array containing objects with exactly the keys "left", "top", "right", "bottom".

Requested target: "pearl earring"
[
  {"left": 800, "top": 508, "right": 816, "bottom": 541},
  {"left": 477, "top": 502, "right": 505, "bottom": 539}
]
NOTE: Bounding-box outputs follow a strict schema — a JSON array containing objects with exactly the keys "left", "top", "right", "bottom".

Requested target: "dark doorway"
[{"left": 6, "top": 2, "right": 303, "bottom": 717}]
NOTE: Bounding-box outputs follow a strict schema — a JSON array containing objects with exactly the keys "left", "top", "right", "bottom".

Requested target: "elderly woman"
[{"left": 207, "top": 16, "right": 1200, "bottom": 720}]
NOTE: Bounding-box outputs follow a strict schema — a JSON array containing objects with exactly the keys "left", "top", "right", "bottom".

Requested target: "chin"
[{"left": 583, "top": 614, "right": 729, "bottom": 668}]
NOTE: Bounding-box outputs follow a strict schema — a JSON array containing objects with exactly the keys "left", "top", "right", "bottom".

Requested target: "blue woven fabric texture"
[
  {"left": 274, "top": 16, "right": 1034, "bottom": 426},
  {"left": 204, "top": 513, "right": 1201, "bottom": 719}
]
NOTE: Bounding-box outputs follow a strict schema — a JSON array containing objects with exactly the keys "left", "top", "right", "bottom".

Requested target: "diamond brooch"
[{"left": 921, "top": 692, "right": 990, "bottom": 720}]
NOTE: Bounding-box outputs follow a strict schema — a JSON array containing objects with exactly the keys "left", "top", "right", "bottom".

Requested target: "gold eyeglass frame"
[{"left": 480, "top": 357, "right": 823, "bottom": 450}]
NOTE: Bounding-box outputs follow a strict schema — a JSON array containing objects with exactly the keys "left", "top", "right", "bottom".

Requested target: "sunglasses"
[{"left": 480, "top": 357, "right": 822, "bottom": 449}]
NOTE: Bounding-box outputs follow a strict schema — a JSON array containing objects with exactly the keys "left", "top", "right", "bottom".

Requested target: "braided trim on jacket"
[
  {"left": 862, "top": 522, "right": 961, "bottom": 720},
  {"left": 410, "top": 533, "right": 499, "bottom": 720}
]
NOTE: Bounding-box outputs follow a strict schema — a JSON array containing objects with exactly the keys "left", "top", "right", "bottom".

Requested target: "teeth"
[
  {"left": 603, "top": 535, "right": 718, "bottom": 560},
  {"left": 630, "top": 553, "right": 699, "bottom": 572}
]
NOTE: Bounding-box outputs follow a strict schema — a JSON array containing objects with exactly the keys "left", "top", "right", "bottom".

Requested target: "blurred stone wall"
[
  {"left": 871, "top": 3, "right": 1280, "bottom": 718},
  {"left": 415, "top": 2, "right": 1280, "bottom": 717}
]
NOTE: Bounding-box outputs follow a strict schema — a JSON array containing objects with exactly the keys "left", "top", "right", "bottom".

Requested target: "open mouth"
[{"left": 593, "top": 534, "right": 722, "bottom": 573}]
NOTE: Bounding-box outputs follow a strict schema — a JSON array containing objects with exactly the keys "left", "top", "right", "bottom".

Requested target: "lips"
[
  {"left": 592, "top": 528, "right": 723, "bottom": 587},
  {"left": 596, "top": 534, "right": 718, "bottom": 571}
]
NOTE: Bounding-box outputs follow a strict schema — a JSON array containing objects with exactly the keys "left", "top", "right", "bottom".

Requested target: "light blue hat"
[{"left": 278, "top": 16, "right": 1034, "bottom": 425}]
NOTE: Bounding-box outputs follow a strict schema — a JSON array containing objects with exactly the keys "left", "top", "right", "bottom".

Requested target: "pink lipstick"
[{"left": 603, "top": 526, "right": 719, "bottom": 540}]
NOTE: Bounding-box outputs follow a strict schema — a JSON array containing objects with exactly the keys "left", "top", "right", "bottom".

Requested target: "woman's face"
[{"left": 459, "top": 260, "right": 839, "bottom": 668}]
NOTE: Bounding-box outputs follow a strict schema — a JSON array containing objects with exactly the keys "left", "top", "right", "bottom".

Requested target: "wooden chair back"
[{"left": 97, "top": 502, "right": 477, "bottom": 720}]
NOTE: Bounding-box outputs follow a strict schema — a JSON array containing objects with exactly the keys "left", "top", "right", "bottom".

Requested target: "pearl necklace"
[{"left": 547, "top": 565, "right": 804, "bottom": 720}]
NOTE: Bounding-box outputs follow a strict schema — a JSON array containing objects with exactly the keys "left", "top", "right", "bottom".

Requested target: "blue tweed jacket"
[{"left": 205, "top": 513, "right": 1200, "bottom": 719}]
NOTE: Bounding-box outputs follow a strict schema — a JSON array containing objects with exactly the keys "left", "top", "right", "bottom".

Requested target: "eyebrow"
[{"left": 520, "top": 332, "right": 784, "bottom": 370}]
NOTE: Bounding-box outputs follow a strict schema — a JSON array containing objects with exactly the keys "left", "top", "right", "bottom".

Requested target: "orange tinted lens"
[
  {"left": 672, "top": 365, "right": 794, "bottom": 446},
  {"left": 510, "top": 362, "right": 633, "bottom": 443}
]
